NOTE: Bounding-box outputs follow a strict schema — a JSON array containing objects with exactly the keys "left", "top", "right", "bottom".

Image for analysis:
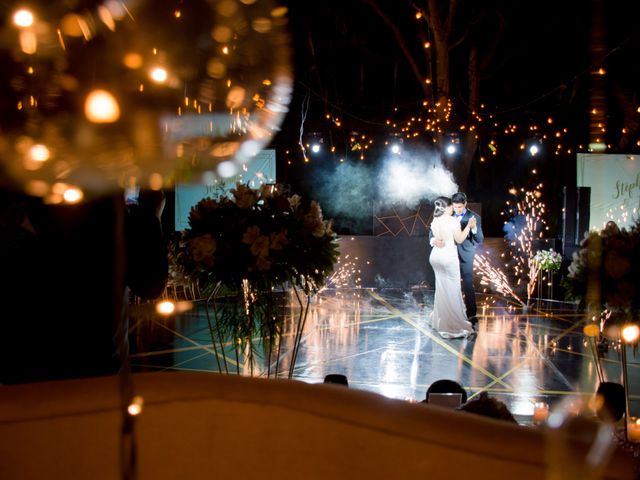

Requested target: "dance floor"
[{"left": 129, "top": 288, "right": 640, "bottom": 424}]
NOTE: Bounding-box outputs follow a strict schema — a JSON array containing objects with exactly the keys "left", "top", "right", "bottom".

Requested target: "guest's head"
[
  {"left": 595, "top": 382, "right": 625, "bottom": 422},
  {"left": 424, "top": 379, "right": 467, "bottom": 403},
  {"left": 458, "top": 392, "right": 518, "bottom": 423},
  {"left": 324, "top": 374, "right": 349, "bottom": 387},
  {"left": 433, "top": 197, "right": 452, "bottom": 217}
]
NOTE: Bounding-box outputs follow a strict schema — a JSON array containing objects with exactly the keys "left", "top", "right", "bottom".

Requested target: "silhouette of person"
[
  {"left": 422, "top": 378, "right": 468, "bottom": 405},
  {"left": 324, "top": 373, "right": 349, "bottom": 387},
  {"left": 126, "top": 188, "right": 168, "bottom": 300},
  {"left": 458, "top": 392, "right": 518, "bottom": 423},
  {"left": 595, "top": 382, "right": 626, "bottom": 423},
  {"left": 0, "top": 189, "right": 168, "bottom": 384}
]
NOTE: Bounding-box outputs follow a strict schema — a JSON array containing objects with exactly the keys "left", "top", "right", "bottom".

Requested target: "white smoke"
[{"left": 377, "top": 150, "right": 458, "bottom": 207}]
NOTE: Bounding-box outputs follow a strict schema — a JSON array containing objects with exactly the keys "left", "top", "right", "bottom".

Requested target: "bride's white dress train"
[{"left": 429, "top": 215, "right": 474, "bottom": 339}]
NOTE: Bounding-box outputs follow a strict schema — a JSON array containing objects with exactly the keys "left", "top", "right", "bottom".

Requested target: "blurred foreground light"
[
  {"left": 622, "top": 324, "right": 640, "bottom": 343},
  {"left": 311, "top": 143, "right": 321, "bottom": 153},
  {"left": 123, "top": 52, "right": 144, "bottom": 69},
  {"left": 84, "top": 89, "right": 120, "bottom": 123},
  {"left": 583, "top": 323, "right": 600, "bottom": 338},
  {"left": 0, "top": 0, "right": 292, "bottom": 196},
  {"left": 13, "top": 9, "right": 34, "bottom": 28},
  {"left": 29, "top": 144, "right": 50, "bottom": 162},
  {"left": 156, "top": 300, "right": 176, "bottom": 315},
  {"left": 19, "top": 31, "right": 37, "bottom": 54},
  {"left": 63, "top": 187, "right": 84, "bottom": 203},
  {"left": 150, "top": 67, "right": 168, "bottom": 83},
  {"left": 127, "top": 395, "right": 144, "bottom": 416},
  {"left": 446, "top": 144, "right": 457, "bottom": 155},
  {"left": 390, "top": 144, "right": 401, "bottom": 155},
  {"left": 217, "top": 160, "right": 239, "bottom": 178},
  {"left": 528, "top": 144, "right": 539, "bottom": 156}
]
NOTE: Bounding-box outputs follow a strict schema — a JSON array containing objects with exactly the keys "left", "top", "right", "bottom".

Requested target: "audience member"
[
  {"left": 595, "top": 382, "right": 626, "bottom": 423},
  {"left": 0, "top": 189, "right": 168, "bottom": 384},
  {"left": 422, "top": 379, "right": 468, "bottom": 404},
  {"left": 458, "top": 392, "right": 518, "bottom": 423},
  {"left": 126, "top": 188, "right": 168, "bottom": 300},
  {"left": 324, "top": 373, "right": 349, "bottom": 387}
]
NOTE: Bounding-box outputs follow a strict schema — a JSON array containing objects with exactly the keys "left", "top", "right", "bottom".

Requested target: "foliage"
[
  {"left": 563, "top": 220, "right": 640, "bottom": 319},
  {"left": 177, "top": 183, "right": 340, "bottom": 376},
  {"left": 533, "top": 249, "right": 562, "bottom": 273},
  {"left": 180, "top": 183, "right": 339, "bottom": 295}
]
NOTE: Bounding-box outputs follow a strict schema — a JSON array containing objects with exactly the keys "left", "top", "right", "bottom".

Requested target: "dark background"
[{"left": 265, "top": 0, "right": 640, "bottom": 237}]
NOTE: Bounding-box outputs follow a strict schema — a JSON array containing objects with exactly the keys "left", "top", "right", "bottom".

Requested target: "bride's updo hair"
[{"left": 433, "top": 196, "right": 452, "bottom": 217}]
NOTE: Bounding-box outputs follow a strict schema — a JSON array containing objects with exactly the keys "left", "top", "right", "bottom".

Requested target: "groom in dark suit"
[{"left": 450, "top": 192, "right": 483, "bottom": 325}]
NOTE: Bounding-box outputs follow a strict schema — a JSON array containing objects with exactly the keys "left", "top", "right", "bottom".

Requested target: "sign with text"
[{"left": 577, "top": 153, "right": 640, "bottom": 230}]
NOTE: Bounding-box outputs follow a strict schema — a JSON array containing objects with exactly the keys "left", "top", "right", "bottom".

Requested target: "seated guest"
[
  {"left": 595, "top": 382, "right": 626, "bottom": 423},
  {"left": 0, "top": 190, "right": 168, "bottom": 384},
  {"left": 422, "top": 379, "right": 468, "bottom": 406},
  {"left": 324, "top": 373, "right": 349, "bottom": 387},
  {"left": 458, "top": 392, "right": 518, "bottom": 424}
]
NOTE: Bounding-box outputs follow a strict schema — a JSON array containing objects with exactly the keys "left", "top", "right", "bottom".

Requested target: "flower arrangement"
[
  {"left": 533, "top": 249, "right": 562, "bottom": 273},
  {"left": 180, "top": 183, "right": 339, "bottom": 293},
  {"left": 563, "top": 220, "right": 640, "bottom": 319},
  {"left": 178, "top": 183, "right": 339, "bottom": 376}
]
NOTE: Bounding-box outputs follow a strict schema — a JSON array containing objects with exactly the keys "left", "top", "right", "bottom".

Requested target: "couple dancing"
[{"left": 429, "top": 192, "right": 483, "bottom": 339}]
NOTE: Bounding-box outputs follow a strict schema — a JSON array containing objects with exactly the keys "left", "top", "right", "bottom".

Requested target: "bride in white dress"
[{"left": 429, "top": 196, "right": 476, "bottom": 338}]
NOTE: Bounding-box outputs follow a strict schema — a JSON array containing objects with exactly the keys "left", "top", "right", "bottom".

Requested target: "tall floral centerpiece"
[
  {"left": 563, "top": 220, "right": 640, "bottom": 440},
  {"left": 563, "top": 220, "right": 640, "bottom": 322},
  {"left": 179, "top": 183, "right": 339, "bottom": 377},
  {"left": 532, "top": 248, "right": 562, "bottom": 303}
]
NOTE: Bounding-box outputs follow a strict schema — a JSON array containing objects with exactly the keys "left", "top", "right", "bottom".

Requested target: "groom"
[{"left": 432, "top": 192, "right": 483, "bottom": 326}]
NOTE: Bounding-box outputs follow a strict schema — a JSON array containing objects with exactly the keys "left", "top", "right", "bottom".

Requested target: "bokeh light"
[
  {"left": 0, "top": 0, "right": 292, "bottom": 199},
  {"left": 622, "top": 324, "right": 640, "bottom": 343}
]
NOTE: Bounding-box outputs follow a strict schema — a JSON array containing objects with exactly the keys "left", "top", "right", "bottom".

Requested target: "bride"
[{"left": 429, "top": 196, "right": 476, "bottom": 338}]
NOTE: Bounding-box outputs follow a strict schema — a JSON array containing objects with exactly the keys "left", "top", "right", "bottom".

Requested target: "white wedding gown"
[{"left": 429, "top": 215, "right": 474, "bottom": 339}]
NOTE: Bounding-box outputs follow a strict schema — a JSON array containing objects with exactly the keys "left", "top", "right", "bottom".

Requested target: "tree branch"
[{"left": 362, "top": 0, "right": 430, "bottom": 97}]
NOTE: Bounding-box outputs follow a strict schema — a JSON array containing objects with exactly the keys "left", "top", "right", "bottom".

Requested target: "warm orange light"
[
  {"left": 156, "top": 300, "right": 176, "bottom": 315},
  {"left": 127, "top": 396, "right": 144, "bottom": 416},
  {"left": 583, "top": 323, "right": 600, "bottom": 337},
  {"left": 149, "top": 67, "right": 168, "bottom": 83},
  {"left": 84, "top": 89, "right": 120, "bottom": 123},
  {"left": 63, "top": 187, "right": 84, "bottom": 204},
  {"left": 622, "top": 324, "right": 640, "bottom": 343},
  {"left": 13, "top": 9, "right": 34, "bottom": 27}
]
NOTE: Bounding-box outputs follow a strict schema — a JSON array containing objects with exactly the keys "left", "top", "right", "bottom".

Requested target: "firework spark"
[
  {"left": 502, "top": 185, "right": 548, "bottom": 303},
  {"left": 320, "top": 254, "right": 363, "bottom": 292},
  {"left": 474, "top": 252, "right": 525, "bottom": 307}
]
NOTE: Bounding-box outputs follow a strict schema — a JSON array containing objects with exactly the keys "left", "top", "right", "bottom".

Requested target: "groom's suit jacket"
[{"left": 456, "top": 209, "right": 483, "bottom": 263}]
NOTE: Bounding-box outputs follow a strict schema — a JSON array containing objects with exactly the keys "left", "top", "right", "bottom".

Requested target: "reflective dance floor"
[{"left": 129, "top": 288, "right": 640, "bottom": 424}]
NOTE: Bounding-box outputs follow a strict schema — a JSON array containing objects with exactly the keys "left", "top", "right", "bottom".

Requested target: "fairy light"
[
  {"left": 156, "top": 300, "right": 176, "bottom": 315},
  {"left": 127, "top": 395, "right": 144, "bottom": 416},
  {"left": 149, "top": 67, "right": 168, "bottom": 83},
  {"left": 63, "top": 186, "right": 84, "bottom": 204},
  {"left": 84, "top": 89, "right": 120, "bottom": 123},
  {"left": 28, "top": 144, "right": 50, "bottom": 162},
  {"left": 13, "top": 9, "right": 34, "bottom": 27},
  {"left": 622, "top": 325, "right": 640, "bottom": 343}
]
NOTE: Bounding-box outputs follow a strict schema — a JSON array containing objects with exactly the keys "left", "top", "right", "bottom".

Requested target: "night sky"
[{"left": 270, "top": 0, "right": 640, "bottom": 236}]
